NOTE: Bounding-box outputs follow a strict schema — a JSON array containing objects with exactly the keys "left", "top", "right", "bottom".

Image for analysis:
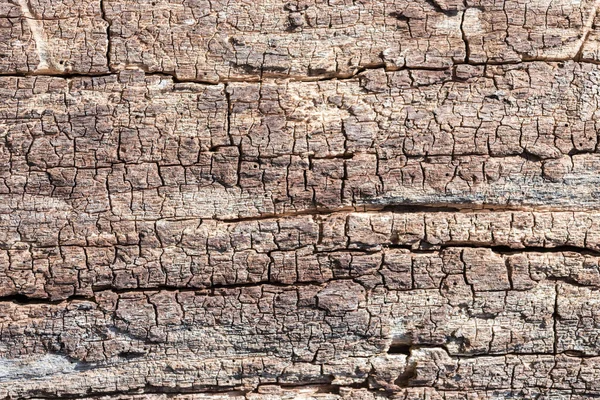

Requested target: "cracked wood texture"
[{"left": 4, "top": 0, "right": 600, "bottom": 399}]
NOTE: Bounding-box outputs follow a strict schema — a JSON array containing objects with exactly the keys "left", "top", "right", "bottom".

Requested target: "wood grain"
[{"left": 1, "top": 0, "right": 600, "bottom": 398}]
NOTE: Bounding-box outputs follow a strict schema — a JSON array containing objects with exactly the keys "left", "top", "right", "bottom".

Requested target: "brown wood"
[{"left": 1, "top": 0, "right": 600, "bottom": 398}]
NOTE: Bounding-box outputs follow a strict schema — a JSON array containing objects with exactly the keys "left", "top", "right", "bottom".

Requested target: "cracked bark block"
[
  {"left": 3, "top": 63, "right": 600, "bottom": 225},
  {"left": 464, "top": 0, "right": 600, "bottom": 63},
  {"left": 556, "top": 283, "right": 600, "bottom": 356},
  {"left": 409, "top": 348, "right": 600, "bottom": 394},
  {"left": 103, "top": 0, "right": 467, "bottom": 82},
  {"left": 6, "top": 207, "right": 600, "bottom": 301},
  {"left": 0, "top": 214, "right": 599, "bottom": 397},
  {"left": 0, "top": 257, "right": 595, "bottom": 397},
  {"left": 3, "top": 208, "right": 600, "bottom": 300},
  {"left": 227, "top": 60, "right": 600, "bottom": 164},
  {"left": 0, "top": 0, "right": 108, "bottom": 74},
  {"left": 102, "top": 0, "right": 600, "bottom": 81},
  {"left": 582, "top": 12, "right": 600, "bottom": 62}
]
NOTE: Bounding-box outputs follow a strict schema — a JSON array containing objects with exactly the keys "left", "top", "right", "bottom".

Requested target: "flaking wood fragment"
[{"left": 3, "top": 0, "right": 600, "bottom": 398}]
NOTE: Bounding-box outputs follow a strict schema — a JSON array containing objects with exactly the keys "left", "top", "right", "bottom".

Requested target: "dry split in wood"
[{"left": 2, "top": 0, "right": 600, "bottom": 398}]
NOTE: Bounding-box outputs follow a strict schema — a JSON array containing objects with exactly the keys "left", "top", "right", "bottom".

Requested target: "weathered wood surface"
[{"left": 3, "top": 0, "right": 600, "bottom": 398}]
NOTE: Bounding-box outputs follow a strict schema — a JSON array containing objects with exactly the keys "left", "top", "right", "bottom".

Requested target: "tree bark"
[{"left": 1, "top": 0, "right": 600, "bottom": 398}]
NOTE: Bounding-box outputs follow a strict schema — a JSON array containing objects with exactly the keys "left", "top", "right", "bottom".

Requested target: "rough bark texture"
[{"left": 2, "top": 0, "right": 600, "bottom": 398}]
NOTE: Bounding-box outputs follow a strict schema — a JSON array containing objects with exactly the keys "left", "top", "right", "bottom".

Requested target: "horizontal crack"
[
  {"left": 388, "top": 344, "right": 600, "bottom": 359},
  {"left": 213, "top": 203, "right": 585, "bottom": 224},
  {"left": 3, "top": 59, "right": 600, "bottom": 84}
]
